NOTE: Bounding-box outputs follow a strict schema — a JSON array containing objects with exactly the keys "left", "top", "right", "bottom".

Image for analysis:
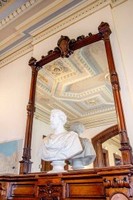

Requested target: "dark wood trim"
[
  {"left": 101, "top": 28, "right": 132, "bottom": 164},
  {"left": 19, "top": 59, "right": 42, "bottom": 174}
]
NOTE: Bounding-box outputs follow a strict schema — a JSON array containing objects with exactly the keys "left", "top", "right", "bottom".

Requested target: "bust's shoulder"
[{"left": 67, "top": 131, "right": 79, "bottom": 138}]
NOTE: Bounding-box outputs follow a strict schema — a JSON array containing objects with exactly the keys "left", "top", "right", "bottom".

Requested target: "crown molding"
[
  {"left": 0, "top": 0, "right": 127, "bottom": 69},
  {"left": 0, "top": 32, "right": 24, "bottom": 50},
  {"left": 0, "top": 0, "right": 126, "bottom": 29},
  {"left": 0, "top": 0, "right": 40, "bottom": 29},
  {"left": 0, "top": 0, "right": 10, "bottom": 9},
  {"left": 0, "top": 41, "right": 33, "bottom": 68},
  {"left": 31, "top": 0, "right": 127, "bottom": 45}
]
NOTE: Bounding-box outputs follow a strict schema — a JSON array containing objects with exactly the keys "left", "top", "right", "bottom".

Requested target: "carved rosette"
[{"left": 38, "top": 184, "right": 62, "bottom": 200}]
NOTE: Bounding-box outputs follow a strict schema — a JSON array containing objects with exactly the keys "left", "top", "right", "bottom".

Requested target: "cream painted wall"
[
  {"left": 112, "top": 0, "right": 133, "bottom": 146},
  {"left": 0, "top": 1, "right": 133, "bottom": 172},
  {"left": 0, "top": 52, "right": 32, "bottom": 143}
]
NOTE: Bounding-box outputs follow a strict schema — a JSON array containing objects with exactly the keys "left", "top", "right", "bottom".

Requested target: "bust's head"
[
  {"left": 70, "top": 122, "right": 85, "bottom": 135},
  {"left": 50, "top": 109, "right": 67, "bottom": 130}
]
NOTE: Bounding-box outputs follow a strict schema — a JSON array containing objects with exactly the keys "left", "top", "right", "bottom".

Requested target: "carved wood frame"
[{"left": 19, "top": 22, "right": 132, "bottom": 174}]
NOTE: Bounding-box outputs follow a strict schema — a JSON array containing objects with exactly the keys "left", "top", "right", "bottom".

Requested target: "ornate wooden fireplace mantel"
[{"left": 0, "top": 165, "right": 133, "bottom": 200}]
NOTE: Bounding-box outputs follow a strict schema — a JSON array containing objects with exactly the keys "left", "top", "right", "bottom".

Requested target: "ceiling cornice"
[
  {"left": 0, "top": 0, "right": 39, "bottom": 28},
  {"left": 31, "top": 0, "right": 127, "bottom": 45},
  {"left": 0, "top": 0, "right": 10, "bottom": 9},
  {"left": 0, "top": 0, "right": 127, "bottom": 68}
]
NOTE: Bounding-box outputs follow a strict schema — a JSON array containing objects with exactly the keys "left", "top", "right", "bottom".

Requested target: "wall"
[
  {"left": 0, "top": 52, "right": 31, "bottom": 142},
  {"left": 112, "top": 0, "right": 133, "bottom": 146},
  {"left": 0, "top": 1, "right": 133, "bottom": 172}
]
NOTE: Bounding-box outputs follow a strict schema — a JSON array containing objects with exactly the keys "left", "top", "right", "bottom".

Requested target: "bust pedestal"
[{"left": 48, "top": 160, "right": 67, "bottom": 173}]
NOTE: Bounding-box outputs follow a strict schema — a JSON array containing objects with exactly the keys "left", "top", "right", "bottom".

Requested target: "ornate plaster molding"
[
  {"left": 32, "top": 0, "right": 127, "bottom": 45},
  {"left": 0, "top": 0, "right": 39, "bottom": 28},
  {"left": 0, "top": 0, "right": 9, "bottom": 9},
  {"left": 0, "top": 0, "right": 126, "bottom": 29},
  {"left": 0, "top": 0, "right": 127, "bottom": 68},
  {"left": 0, "top": 42, "right": 33, "bottom": 68}
]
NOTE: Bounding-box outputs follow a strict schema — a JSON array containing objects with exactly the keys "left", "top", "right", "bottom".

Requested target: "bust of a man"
[
  {"left": 39, "top": 109, "right": 83, "bottom": 162},
  {"left": 69, "top": 122, "right": 96, "bottom": 170}
]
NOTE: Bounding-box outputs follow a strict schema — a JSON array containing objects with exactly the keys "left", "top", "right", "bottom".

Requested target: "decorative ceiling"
[
  {"left": 35, "top": 41, "right": 117, "bottom": 128},
  {"left": 0, "top": 0, "right": 127, "bottom": 68}
]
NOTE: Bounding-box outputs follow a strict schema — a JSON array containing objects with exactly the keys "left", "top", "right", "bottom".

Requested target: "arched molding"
[{"left": 92, "top": 124, "right": 119, "bottom": 167}]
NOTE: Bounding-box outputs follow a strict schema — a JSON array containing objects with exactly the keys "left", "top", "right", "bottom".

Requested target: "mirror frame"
[{"left": 19, "top": 22, "right": 132, "bottom": 174}]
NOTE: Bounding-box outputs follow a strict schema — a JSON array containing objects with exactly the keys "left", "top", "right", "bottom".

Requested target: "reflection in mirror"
[
  {"left": 31, "top": 41, "right": 118, "bottom": 172},
  {"left": 102, "top": 135, "right": 121, "bottom": 167}
]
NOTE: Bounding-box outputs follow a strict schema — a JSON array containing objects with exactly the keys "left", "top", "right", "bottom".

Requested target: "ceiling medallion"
[{"left": 46, "top": 63, "right": 68, "bottom": 76}]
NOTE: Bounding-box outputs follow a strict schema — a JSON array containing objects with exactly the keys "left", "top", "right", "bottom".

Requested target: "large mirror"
[
  {"left": 32, "top": 41, "right": 118, "bottom": 172},
  {"left": 19, "top": 22, "right": 132, "bottom": 174}
]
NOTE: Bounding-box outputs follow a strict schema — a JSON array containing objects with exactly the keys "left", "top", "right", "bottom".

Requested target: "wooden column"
[
  {"left": 19, "top": 57, "right": 41, "bottom": 174},
  {"left": 98, "top": 22, "right": 132, "bottom": 165}
]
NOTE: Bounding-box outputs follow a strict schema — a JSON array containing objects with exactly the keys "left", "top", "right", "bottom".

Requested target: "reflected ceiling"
[{"left": 35, "top": 41, "right": 117, "bottom": 128}]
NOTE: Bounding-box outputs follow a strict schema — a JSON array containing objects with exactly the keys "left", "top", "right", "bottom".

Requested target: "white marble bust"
[
  {"left": 39, "top": 109, "right": 83, "bottom": 172},
  {"left": 69, "top": 122, "right": 96, "bottom": 170}
]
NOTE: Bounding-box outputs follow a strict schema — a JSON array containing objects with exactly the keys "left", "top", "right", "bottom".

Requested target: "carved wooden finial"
[
  {"left": 57, "top": 35, "right": 73, "bottom": 58},
  {"left": 98, "top": 22, "right": 112, "bottom": 40},
  {"left": 28, "top": 57, "right": 37, "bottom": 66},
  {"left": 28, "top": 57, "right": 42, "bottom": 71}
]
